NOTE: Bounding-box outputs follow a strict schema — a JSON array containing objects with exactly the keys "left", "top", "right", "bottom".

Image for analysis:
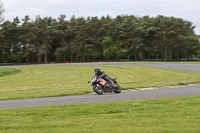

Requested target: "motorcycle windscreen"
[{"left": 91, "top": 76, "right": 96, "bottom": 85}]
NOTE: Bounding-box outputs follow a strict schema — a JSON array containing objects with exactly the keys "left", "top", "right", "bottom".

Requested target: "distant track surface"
[
  {"left": 10, "top": 62, "right": 200, "bottom": 73},
  {"left": 1, "top": 63, "right": 200, "bottom": 109}
]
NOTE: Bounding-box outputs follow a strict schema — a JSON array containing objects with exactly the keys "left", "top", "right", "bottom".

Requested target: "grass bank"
[
  {"left": 1, "top": 65, "right": 200, "bottom": 100},
  {"left": 0, "top": 96, "right": 200, "bottom": 133},
  {"left": 0, "top": 67, "right": 21, "bottom": 77}
]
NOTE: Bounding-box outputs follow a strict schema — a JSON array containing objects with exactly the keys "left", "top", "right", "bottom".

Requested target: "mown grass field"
[
  {"left": 1, "top": 65, "right": 200, "bottom": 100},
  {"left": 0, "top": 96, "right": 200, "bottom": 133},
  {"left": 105, "top": 61, "right": 200, "bottom": 64},
  {"left": 0, "top": 67, "right": 21, "bottom": 77},
  {"left": 1, "top": 63, "right": 200, "bottom": 133}
]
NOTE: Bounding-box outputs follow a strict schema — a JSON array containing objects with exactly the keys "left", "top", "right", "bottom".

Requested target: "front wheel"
[
  {"left": 93, "top": 84, "right": 103, "bottom": 95},
  {"left": 113, "top": 85, "right": 121, "bottom": 93}
]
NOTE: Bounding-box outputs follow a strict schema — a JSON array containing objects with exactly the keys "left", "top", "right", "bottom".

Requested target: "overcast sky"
[{"left": 1, "top": 0, "right": 200, "bottom": 35}]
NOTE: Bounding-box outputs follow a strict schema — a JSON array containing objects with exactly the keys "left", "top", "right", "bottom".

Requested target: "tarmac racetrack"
[{"left": 0, "top": 63, "right": 200, "bottom": 109}]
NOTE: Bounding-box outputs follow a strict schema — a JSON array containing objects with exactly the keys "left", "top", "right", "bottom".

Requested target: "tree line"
[{"left": 0, "top": 14, "right": 200, "bottom": 63}]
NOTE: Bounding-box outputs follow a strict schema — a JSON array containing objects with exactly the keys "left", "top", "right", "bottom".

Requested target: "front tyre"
[
  {"left": 93, "top": 84, "right": 103, "bottom": 95},
  {"left": 113, "top": 85, "right": 121, "bottom": 93}
]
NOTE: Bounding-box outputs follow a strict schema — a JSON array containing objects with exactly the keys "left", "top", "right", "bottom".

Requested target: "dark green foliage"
[
  {"left": 0, "top": 15, "right": 199, "bottom": 63},
  {"left": 102, "top": 36, "right": 125, "bottom": 59}
]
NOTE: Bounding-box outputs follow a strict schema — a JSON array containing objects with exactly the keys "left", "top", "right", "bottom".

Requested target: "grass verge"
[
  {"left": 0, "top": 67, "right": 21, "bottom": 77},
  {"left": 0, "top": 65, "right": 200, "bottom": 100},
  {"left": 0, "top": 96, "right": 200, "bottom": 133}
]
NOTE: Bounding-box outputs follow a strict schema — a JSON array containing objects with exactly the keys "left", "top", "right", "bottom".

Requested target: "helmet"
[{"left": 94, "top": 67, "right": 100, "bottom": 74}]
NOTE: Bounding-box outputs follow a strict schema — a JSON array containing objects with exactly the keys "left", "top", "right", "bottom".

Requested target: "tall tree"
[
  {"left": 35, "top": 16, "right": 53, "bottom": 63},
  {"left": 54, "top": 15, "right": 69, "bottom": 62},
  {"left": 102, "top": 36, "right": 123, "bottom": 60}
]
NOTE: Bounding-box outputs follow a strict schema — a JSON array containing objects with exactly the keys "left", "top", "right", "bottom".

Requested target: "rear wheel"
[
  {"left": 113, "top": 85, "right": 121, "bottom": 93},
  {"left": 93, "top": 85, "right": 103, "bottom": 95}
]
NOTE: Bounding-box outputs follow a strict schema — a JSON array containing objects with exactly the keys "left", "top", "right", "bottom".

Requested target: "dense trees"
[{"left": 0, "top": 14, "right": 199, "bottom": 63}]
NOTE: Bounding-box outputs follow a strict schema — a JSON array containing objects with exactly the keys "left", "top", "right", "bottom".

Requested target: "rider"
[{"left": 94, "top": 67, "right": 114, "bottom": 86}]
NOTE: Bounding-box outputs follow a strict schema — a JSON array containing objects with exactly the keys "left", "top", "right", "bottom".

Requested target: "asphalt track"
[{"left": 1, "top": 63, "right": 200, "bottom": 109}]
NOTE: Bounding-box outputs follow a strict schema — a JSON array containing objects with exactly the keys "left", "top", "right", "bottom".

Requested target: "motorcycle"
[{"left": 88, "top": 76, "right": 121, "bottom": 95}]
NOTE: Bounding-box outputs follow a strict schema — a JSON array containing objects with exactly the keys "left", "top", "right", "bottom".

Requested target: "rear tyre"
[
  {"left": 113, "top": 85, "right": 121, "bottom": 93},
  {"left": 93, "top": 85, "right": 103, "bottom": 95}
]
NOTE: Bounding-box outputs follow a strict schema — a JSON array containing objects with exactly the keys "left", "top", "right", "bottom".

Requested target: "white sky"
[{"left": 1, "top": 0, "right": 200, "bottom": 35}]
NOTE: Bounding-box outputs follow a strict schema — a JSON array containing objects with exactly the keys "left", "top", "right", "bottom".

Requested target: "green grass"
[
  {"left": 0, "top": 96, "right": 200, "bottom": 133},
  {"left": 103, "top": 61, "right": 200, "bottom": 64},
  {"left": 1, "top": 65, "right": 200, "bottom": 100},
  {"left": 0, "top": 67, "right": 21, "bottom": 77}
]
